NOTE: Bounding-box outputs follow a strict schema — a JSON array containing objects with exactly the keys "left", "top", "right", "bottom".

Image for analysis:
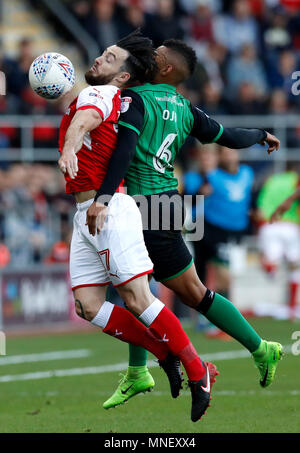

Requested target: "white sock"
[
  {"left": 139, "top": 298, "right": 164, "bottom": 327},
  {"left": 91, "top": 301, "right": 114, "bottom": 329}
]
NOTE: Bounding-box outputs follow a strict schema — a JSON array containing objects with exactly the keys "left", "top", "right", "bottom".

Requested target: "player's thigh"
[
  {"left": 116, "top": 275, "right": 155, "bottom": 315},
  {"left": 70, "top": 207, "right": 111, "bottom": 289},
  {"left": 73, "top": 285, "right": 108, "bottom": 321},
  {"left": 105, "top": 193, "right": 153, "bottom": 287},
  {"left": 143, "top": 228, "right": 193, "bottom": 283},
  {"left": 193, "top": 236, "right": 214, "bottom": 283}
]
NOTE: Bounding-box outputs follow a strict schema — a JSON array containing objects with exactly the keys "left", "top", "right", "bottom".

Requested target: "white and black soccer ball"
[{"left": 29, "top": 52, "right": 75, "bottom": 99}]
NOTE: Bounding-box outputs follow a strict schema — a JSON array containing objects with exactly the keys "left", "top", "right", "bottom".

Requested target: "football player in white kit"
[{"left": 257, "top": 166, "right": 300, "bottom": 320}]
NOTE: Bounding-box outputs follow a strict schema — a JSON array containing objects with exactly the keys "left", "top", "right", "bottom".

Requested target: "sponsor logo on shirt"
[
  {"left": 90, "top": 88, "right": 104, "bottom": 99},
  {"left": 90, "top": 92, "right": 103, "bottom": 100}
]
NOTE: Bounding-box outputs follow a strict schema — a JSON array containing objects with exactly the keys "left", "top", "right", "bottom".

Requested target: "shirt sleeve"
[
  {"left": 118, "top": 89, "right": 145, "bottom": 136},
  {"left": 76, "top": 85, "right": 117, "bottom": 121},
  {"left": 190, "top": 105, "right": 224, "bottom": 144},
  {"left": 190, "top": 104, "right": 267, "bottom": 148}
]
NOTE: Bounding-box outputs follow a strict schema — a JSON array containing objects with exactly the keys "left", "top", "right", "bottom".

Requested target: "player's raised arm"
[
  {"left": 190, "top": 105, "right": 280, "bottom": 154},
  {"left": 86, "top": 124, "right": 138, "bottom": 235},
  {"left": 58, "top": 108, "right": 102, "bottom": 179},
  {"left": 86, "top": 90, "right": 144, "bottom": 236}
]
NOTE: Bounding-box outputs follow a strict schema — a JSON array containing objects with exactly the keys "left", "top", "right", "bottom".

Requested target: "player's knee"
[
  {"left": 121, "top": 290, "right": 152, "bottom": 315},
  {"left": 74, "top": 298, "right": 98, "bottom": 321},
  {"left": 122, "top": 294, "right": 141, "bottom": 314},
  {"left": 179, "top": 279, "right": 206, "bottom": 307}
]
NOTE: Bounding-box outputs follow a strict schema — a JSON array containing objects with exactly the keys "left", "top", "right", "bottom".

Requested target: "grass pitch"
[{"left": 0, "top": 318, "right": 299, "bottom": 433}]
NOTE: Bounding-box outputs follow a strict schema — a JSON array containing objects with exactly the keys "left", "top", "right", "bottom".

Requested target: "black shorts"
[
  {"left": 143, "top": 229, "right": 193, "bottom": 282},
  {"left": 134, "top": 190, "right": 193, "bottom": 282}
]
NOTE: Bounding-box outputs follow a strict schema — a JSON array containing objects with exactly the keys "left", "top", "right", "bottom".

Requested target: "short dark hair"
[
  {"left": 162, "top": 39, "right": 197, "bottom": 76},
  {"left": 117, "top": 29, "right": 158, "bottom": 83}
]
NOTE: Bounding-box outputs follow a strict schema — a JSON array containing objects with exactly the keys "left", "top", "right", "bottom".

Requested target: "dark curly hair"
[
  {"left": 117, "top": 29, "right": 158, "bottom": 83},
  {"left": 163, "top": 39, "right": 197, "bottom": 76}
]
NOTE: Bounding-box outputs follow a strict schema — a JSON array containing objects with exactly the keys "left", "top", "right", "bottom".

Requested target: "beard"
[{"left": 84, "top": 70, "right": 115, "bottom": 86}]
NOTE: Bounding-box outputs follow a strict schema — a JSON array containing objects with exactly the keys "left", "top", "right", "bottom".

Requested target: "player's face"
[{"left": 85, "top": 45, "right": 129, "bottom": 86}]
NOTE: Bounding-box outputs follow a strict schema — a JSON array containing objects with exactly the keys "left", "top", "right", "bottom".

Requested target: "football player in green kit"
[{"left": 86, "top": 39, "right": 283, "bottom": 409}]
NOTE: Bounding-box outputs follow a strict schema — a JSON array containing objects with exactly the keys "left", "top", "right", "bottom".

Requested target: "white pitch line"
[
  {"left": 0, "top": 362, "right": 135, "bottom": 383},
  {"left": 0, "top": 349, "right": 91, "bottom": 366},
  {"left": 139, "top": 389, "right": 300, "bottom": 397},
  {"left": 97, "top": 389, "right": 300, "bottom": 397},
  {"left": 0, "top": 345, "right": 292, "bottom": 384}
]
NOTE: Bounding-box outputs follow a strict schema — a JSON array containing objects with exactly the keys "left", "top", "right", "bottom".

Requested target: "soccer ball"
[{"left": 29, "top": 52, "right": 75, "bottom": 99}]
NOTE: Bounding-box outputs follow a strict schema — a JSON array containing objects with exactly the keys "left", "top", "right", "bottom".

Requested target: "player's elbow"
[{"left": 73, "top": 109, "right": 102, "bottom": 132}]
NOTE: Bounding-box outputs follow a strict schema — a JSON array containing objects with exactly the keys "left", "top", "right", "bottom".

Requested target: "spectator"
[
  {"left": 184, "top": 145, "right": 255, "bottom": 336},
  {"left": 262, "top": 6, "right": 292, "bottom": 56},
  {"left": 0, "top": 243, "right": 10, "bottom": 268},
  {"left": 226, "top": 81, "right": 266, "bottom": 114},
  {"left": 185, "top": 145, "right": 254, "bottom": 292},
  {"left": 81, "top": 0, "right": 120, "bottom": 52},
  {"left": 0, "top": 165, "right": 74, "bottom": 266},
  {"left": 268, "top": 50, "right": 298, "bottom": 97},
  {"left": 226, "top": 43, "right": 268, "bottom": 97},
  {"left": 268, "top": 88, "right": 289, "bottom": 113},
  {"left": 144, "top": 0, "right": 184, "bottom": 47},
  {"left": 117, "top": 1, "right": 145, "bottom": 37},
  {"left": 214, "top": 0, "right": 260, "bottom": 54},
  {"left": 256, "top": 163, "right": 300, "bottom": 320},
  {"left": 70, "top": 0, "right": 91, "bottom": 27},
  {"left": 44, "top": 241, "right": 70, "bottom": 264},
  {"left": 184, "top": 0, "right": 215, "bottom": 58},
  {"left": 199, "top": 42, "right": 227, "bottom": 92},
  {"left": 287, "top": 7, "right": 300, "bottom": 50},
  {"left": 0, "top": 43, "right": 23, "bottom": 112},
  {"left": 200, "top": 81, "right": 228, "bottom": 115}
]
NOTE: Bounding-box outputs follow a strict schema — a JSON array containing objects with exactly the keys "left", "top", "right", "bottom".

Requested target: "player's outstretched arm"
[
  {"left": 58, "top": 109, "right": 102, "bottom": 179},
  {"left": 190, "top": 105, "right": 280, "bottom": 153},
  {"left": 217, "top": 129, "right": 280, "bottom": 154},
  {"left": 270, "top": 188, "right": 300, "bottom": 223}
]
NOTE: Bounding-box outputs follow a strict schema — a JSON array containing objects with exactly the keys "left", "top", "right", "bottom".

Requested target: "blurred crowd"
[
  {"left": 1, "top": 0, "right": 300, "bottom": 117},
  {"left": 67, "top": 0, "right": 300, "bottom": 114},
  {"left": 0, "top": 164, "right": 75, "bottom": 267}
]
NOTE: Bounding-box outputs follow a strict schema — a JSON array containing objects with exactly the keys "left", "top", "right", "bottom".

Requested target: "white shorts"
[
  {"left": 70, "top": 193, "right": 153, "bottom": 290},
  {"left": 258, "top": 221, "right": 300, "bottom": 265}
]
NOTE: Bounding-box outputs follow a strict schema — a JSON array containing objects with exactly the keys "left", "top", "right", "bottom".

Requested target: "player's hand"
[
  {"left": 258, "top": 132, "right": 280, "bottom": 155},
  {"left": 86, "top": 201, "right": 108, "bottom": 236},
  {"left": 270, "top": 200, "right": 292, "bottom": 223},
  {"left": 58, "top": 151, "right": 78, "bottom": 179}
]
